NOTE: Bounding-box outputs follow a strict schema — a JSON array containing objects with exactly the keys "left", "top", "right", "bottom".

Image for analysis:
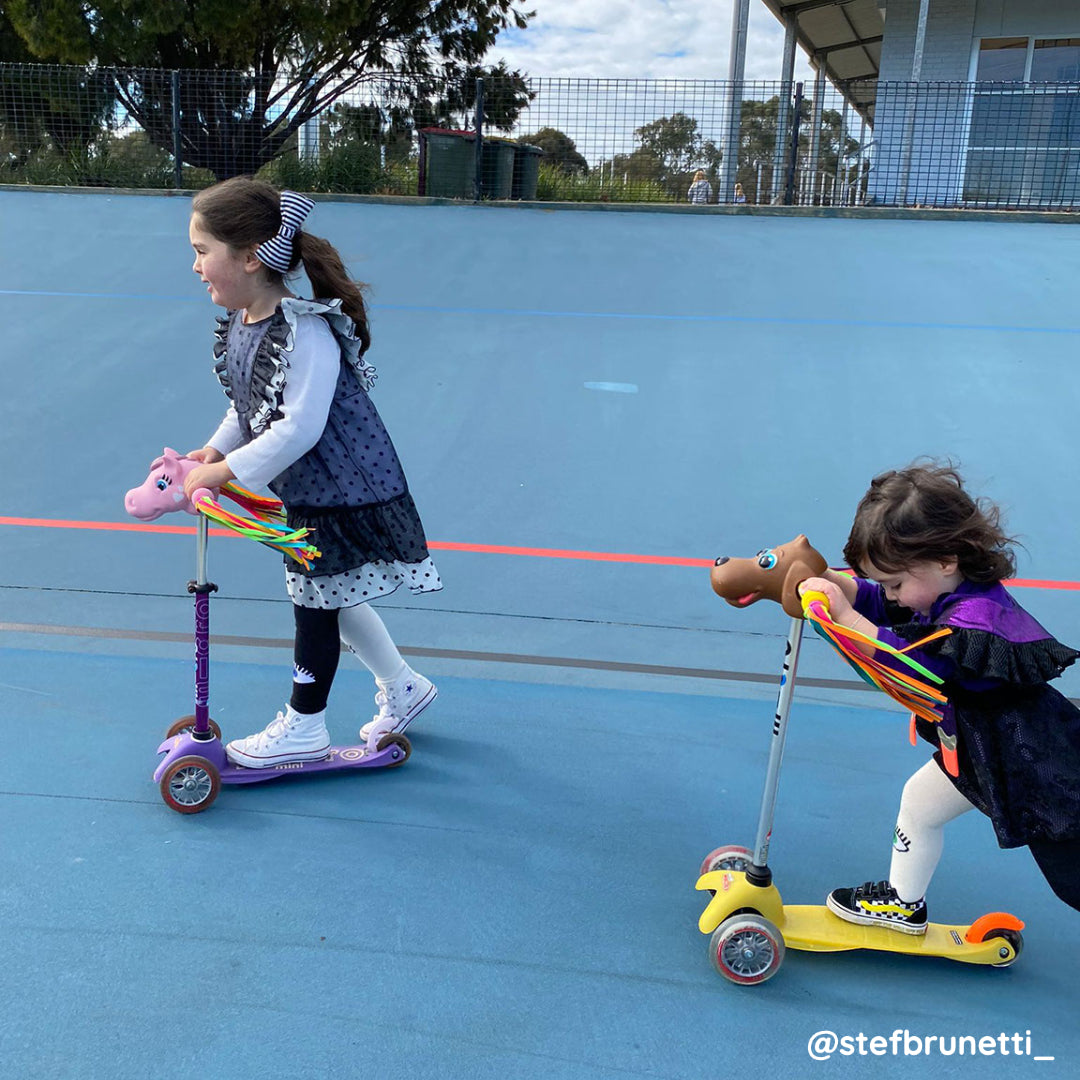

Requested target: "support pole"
[
  {"left": 720, "top": 0, "right": 752, "bottom": 203},
  {"left": 171, "top": 70, "right": 183, "bottom": 189},
  {"left": 807, "top": 62, "right": 826, "bottom": 204},
  {"left": 899, "top": 0, "right": 931, "bottom": 204},
  {"left": 473, "top": 77, "right": 485, "bottom": 201},
  {"left": 771, "top": 16, "right": 799, "bottom": 203},
  {"left": 784, "top": 82, "right": 804, "bottom": 205},
  {"left": 834, "top": 93, "right": 850, "bottom": 205}
]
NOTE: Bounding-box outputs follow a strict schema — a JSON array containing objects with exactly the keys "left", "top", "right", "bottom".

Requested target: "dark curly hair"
[{"left": 843, "top": 462, "right": 1016, "bottom": 583}]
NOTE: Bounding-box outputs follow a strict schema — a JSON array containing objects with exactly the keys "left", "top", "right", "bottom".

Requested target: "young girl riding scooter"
[{"left": 801, "top": 463, "right": 1080, "bottom": 932}]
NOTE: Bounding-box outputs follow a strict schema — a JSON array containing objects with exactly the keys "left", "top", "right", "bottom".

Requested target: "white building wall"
[
  {"left": 869, "top": 0, "right": 1080, "bottom": 205},
  {"left": 973, "top": 1, "right": 1080, "bottom": 43},
  {"left": 878, "top": 0, "right": 1080, "bottom": 81},
  {"left": 878, "top": 0, "right": 976, "bottom": 81}
]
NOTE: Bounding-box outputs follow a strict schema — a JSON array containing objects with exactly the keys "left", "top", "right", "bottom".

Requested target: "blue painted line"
[
  {"left": 3, "top": 287, "right": 1079, "bottom": 336},
  {"left": 584, "top": 381, "right": 638, "bottom": 393}
]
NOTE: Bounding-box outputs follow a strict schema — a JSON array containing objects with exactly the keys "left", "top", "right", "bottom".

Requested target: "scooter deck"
[
  {"left": 217, "top": 743, "right": 406, "bottom": 784},
  {"left": 154, "top": 734, "right": 408, "bottom": 785},
  {"left": 696, "top": 870, "right": 1021, "bottom": 966},
  {"left": 776, "top": 905, "right": 1014, "bottom": 964}
]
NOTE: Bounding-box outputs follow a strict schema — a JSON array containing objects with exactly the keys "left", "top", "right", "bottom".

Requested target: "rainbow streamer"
[
  {"left": 800, "top": 591, "right": 951, "bottom": 725},
  {"left": 194, "top": 486, "right": 321, "bottom": 570}
]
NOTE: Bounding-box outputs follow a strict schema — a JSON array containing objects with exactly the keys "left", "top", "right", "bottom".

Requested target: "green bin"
[
  {"left": 512, "top": 143, "right": 544, "bottom": 200},
  {"left": 421, "top": 128, "right": 476, "bottom": 199},
  {"left": 481, "top": 138, "right": 516, "bottom": 199}
]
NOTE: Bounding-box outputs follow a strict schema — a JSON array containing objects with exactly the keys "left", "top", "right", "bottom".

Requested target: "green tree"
[
  {"left": 601, "top": 112, "right": 721, "bottom": 198},
  {"left": 522, "top": 127, "right": 589, "bottom": 175},
  {"left": 3, "top": 0, "right": 534, "bottom": 178},
  {"left": 322, "top": 61, "right": 533, "bottom": 171},
  {"left": 1, "top": 6, "right": 122, "bottom": 173},
  {"left": 735, "top": 96, "right": 861, "bottom": 203}
]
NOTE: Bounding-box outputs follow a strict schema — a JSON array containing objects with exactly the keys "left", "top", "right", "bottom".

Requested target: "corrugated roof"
[{"left": 759, "top": 1, "right": 886, "bottom": 120}]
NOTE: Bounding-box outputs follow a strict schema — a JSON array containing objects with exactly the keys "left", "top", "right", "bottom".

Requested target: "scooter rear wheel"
[
  {"left": 982, "top": 927, "right": 1024, "bottom": 968},
  {"left": 710, "top": 914, "right": 785, "bottom": 985},
  {"left": 160, "top": 755, "right": 221, "bottom": 814},
  {"left": 375, "top": 732, "right": 412, "bottom": 767}
]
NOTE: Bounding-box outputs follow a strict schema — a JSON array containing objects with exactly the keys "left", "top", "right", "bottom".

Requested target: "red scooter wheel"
[
  {"left": 699, "top": 844, "right": 754, "bottom": 877},
  {"left": 710, "top": 914, "right": 785, "bottom": 985}
]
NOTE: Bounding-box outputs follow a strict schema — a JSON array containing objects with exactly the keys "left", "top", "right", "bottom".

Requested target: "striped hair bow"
[{"left": 255, "top": 190, "right": 315, "bottom": 272}]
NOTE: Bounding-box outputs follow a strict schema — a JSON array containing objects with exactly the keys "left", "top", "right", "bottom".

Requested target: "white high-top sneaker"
[
  {"left": 359, "top": 669, "right": 437, "bottom": 742},
  {"left": 226, "top": 706, "right": 331, "bottom": 768}
]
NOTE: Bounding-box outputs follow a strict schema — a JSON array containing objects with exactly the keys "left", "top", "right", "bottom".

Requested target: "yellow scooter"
[{"left": 695, "top": 543, "right": 1024, "bottom": 985}]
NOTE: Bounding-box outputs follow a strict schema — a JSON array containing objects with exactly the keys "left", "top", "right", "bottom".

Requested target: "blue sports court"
[{"left": 2, "top": 189, "right": 1079, "bottom": 1078}]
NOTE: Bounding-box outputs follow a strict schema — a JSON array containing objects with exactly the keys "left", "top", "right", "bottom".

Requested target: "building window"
[
  {"left": 1031, "top": 39, "right": 1080, "bottom": 82},
  {"left": 974, "top": 36, "right": 1080, "bottom": 82},
  {"left": 965, "top": 37, "right": 1080, "bottom": 206},
  {"left": 975, "top": 38, "right": 1027, "bottom": 81}
]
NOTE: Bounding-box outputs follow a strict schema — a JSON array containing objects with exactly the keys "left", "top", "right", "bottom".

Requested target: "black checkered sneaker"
[{"left": 826, "top": 880, "right": 928, "bottom": 935}]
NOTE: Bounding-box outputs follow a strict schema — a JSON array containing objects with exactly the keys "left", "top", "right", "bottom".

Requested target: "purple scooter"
[
  {"left": 127, "top": 450, "right": 410, "bottom": 814},
  {"left": 153, "top": 511, "right": 410, "bottom": 813}
]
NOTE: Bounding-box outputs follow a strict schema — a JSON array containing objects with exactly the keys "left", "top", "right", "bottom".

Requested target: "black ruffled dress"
[
  {"left": 854, "top": 578, "right": 1080, "bottom": 849},
  {"left": 851, "top": 578, "right": 1080, "bottom": 907}
]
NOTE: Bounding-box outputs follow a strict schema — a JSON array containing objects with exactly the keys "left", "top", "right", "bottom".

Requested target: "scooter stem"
[
  {"left": 187, "top": 512, "right": 218, "bottom": 740},
  {"left": 750, "top": 615, "right": 805, "bottom": 883}
]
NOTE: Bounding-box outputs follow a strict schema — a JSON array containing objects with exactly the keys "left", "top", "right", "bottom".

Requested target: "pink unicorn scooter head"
[{"left": 124, "top": 447, "right": 216, "bottom": 521}]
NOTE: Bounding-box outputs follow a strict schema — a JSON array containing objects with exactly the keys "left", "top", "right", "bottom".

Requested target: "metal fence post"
[
  {"left": 171, "top": 70, "right": 183, "bottom": 188},
  {"left": 834, "top": 92, "right": 850, "bottom": 205},
  {"left": 784, "top": 82, "right": 803, "bottom": 206},
  {"left": 473, "top": 77, "right": 485, "bottom": 201}
]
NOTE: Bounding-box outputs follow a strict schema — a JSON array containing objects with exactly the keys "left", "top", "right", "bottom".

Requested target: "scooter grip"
[{"left": 799, "top": 589, "right": 830, "bottom": 617}]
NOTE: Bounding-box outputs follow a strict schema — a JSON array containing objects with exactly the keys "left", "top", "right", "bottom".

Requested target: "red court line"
[{"left": 1, "top": 515, "right": 1078, "bottom": 587}]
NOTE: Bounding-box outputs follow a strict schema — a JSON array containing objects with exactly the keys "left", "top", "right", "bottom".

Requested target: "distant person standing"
[
  {"left": 687, "top": 169, "right": 712, "bottom": 205},
  {"left": 733, "top": 182, "right": 748, "bottom": 204}
]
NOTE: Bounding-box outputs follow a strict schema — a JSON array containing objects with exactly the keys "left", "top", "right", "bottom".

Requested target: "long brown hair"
[
  {"left": 843, "top": 462, "right": 1016, "bottom": 583},
  {"left": 191, "top": 177, "right": 371, "bottom": 354}
]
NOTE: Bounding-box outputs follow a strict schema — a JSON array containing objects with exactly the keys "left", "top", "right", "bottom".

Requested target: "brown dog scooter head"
[{"left": 710, "top": 535, "right": 828, "bottom": 619}]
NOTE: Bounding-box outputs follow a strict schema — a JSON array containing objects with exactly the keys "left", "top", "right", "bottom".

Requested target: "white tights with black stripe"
[{"left": 889, "top": 759, "right": 976, "bottom": 903}]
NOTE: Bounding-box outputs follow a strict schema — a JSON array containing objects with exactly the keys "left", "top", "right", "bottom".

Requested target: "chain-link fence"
[{"left": 3, "top": 63, "right": 1080, "bottom": 210}]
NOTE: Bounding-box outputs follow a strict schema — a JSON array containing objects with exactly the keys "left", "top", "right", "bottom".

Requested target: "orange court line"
[{"left": 0, "top": 514, "right": 1078, "bottom": 587}]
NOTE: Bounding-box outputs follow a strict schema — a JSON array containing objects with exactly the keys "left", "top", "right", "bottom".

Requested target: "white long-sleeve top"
[{"left": 207, "top": 315, "right": 341, "bottom": 491}]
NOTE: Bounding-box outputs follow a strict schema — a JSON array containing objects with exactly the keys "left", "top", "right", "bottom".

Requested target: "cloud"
[{"left": 490, "top": 0, "right": 816, "bottom": 81}]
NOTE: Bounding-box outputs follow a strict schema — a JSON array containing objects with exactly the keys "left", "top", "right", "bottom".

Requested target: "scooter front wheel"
[
  {"left": 710, "top": 914, "right": 785, "bottom": 985},
  {"left": 160, "top": 755, "right": 221, "bottom": 814},
  {"left": 699, "top": 844, "right": 754, "bottom": 877},
  {"left": 166, "top": 715, "right": 223, "bottom": 741}
]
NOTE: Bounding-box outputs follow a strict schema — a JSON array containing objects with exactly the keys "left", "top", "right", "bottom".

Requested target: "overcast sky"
[{"left": 490, "top": 0, "right": 817, "bottom": 82}]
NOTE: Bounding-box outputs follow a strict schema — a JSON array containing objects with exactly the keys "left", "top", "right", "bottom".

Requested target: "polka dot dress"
[
  {"left": 218, "top": 298, "right": 442, "bottom": 610},
  {"left": 286, "top": 556, "right": 442, "bottom": 609}
]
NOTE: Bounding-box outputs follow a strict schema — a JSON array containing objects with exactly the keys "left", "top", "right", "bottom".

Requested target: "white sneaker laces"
[{"left": 264, "top": 712, "right": 291, "bottom": 740}]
